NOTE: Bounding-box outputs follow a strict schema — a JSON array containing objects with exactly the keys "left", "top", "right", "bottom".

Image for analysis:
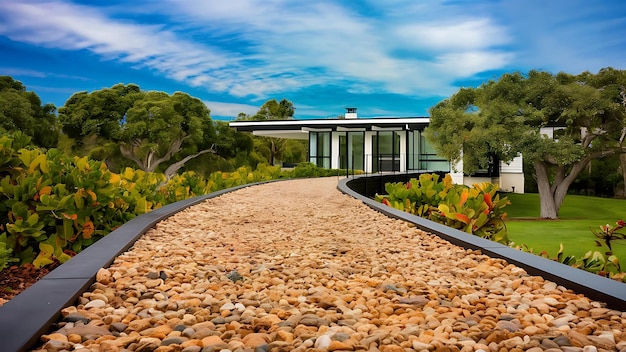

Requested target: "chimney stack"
[{"left": 345, "top": 107, "right": 357, "bottom": 119}]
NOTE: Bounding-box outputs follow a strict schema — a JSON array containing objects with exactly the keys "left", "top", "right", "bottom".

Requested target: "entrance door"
[
  {"left": 339, "top": 132, "right": 364, "bottom": 171},
  {"left": 374, "top": 131, "right": 401, "bottom": 172}
]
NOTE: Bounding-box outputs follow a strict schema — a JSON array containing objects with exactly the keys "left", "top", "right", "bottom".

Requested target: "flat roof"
[{"left": 229, "top": 117, "right": 431, "bottom": 133}]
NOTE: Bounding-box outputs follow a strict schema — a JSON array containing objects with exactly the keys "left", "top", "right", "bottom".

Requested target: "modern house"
[{"left": 229, "top": 108, "right": 524, "bottom": 193}]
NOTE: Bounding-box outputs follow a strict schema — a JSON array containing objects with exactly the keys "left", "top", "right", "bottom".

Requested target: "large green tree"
[
  {"left": 425, "top": 68, "right": 626, "bottom": 219},
  {"left": 59, "top": 83, "right": 141, "bottom": 141},
  {"left": 0, "top": 76, "right": 58, "bottom": 148},
  {"left": 59, "top": 85, "right": 216, "bottom": 178}
]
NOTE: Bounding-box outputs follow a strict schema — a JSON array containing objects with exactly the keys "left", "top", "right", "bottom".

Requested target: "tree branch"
[
  {"left": 160, "top": 145, "right": 217, "bottom": 186},
  {"left": 119, "top": 143, "right": 145, "bottom": 169}
]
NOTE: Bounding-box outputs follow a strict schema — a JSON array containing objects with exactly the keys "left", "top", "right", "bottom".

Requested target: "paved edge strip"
[
  {"left": 337, "top": 175, "right": 626, "bottom": 311},
  {"left": 0, "top": 181, "right": 277, "bottom": 352}
]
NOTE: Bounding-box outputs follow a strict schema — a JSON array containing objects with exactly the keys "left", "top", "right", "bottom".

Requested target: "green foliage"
[
  {"left": 236, "top": 99, "right": 301, "bottom": 166},
  {"left": 511, "top": 213, "right": 626, "bottom": 282},
  {"left": 0, "top": 234, "right": 18, "bottom": 272},
  {"left": 375, "top": 173, "right": 511, "bottom": 244},
  {"left": 425, "top": 68, "right": 626, "bottom": 219},
  {"left": 58, "top": 83, "right": 141, "bottom": 141},
  {"left": 157, "top": 164, "right": 277, "bottom": 203},
  {"left": 242, "top": 99, "right": 295, "bottom": 121},
  {"left": 0, "top": 134, "right": 165, "bottom": 267},
  {"left": 59, "top": 84, "right": 218, "bottom": 174},
  {"left": 514, "top": 242, "right": 624, "bottom": 282},
  {"left": 0, "top": 76, "right": 59, "bottom": 149}
]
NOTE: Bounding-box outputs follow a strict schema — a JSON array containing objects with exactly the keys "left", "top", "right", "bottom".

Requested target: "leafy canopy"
[
  {"left": 425, "top": 68, "right": 626, "bottom": 219},
  {"left": 0, "top": 76, "right": 58, "bottom": 148},
  {"left": 59, "top": 84, "right": 214, "bottom": 173},
  {"left": 426, "top": 68, "right": 626, "bottom": 173}
]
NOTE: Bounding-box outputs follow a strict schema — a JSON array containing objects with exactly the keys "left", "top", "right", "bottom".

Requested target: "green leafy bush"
[
  {"left": 0, "top": 134, "right": 165, "bottom": 267},
  {"left": 375, "top": 173, "right": 511, "bottom": 244},
  {"left": 0, "top": 234, "right": 18, "bottom": 272}
]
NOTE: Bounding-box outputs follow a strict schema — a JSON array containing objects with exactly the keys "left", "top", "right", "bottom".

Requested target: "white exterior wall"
[
  {"left": 500, "top": 155, "right": 524, "bottom": 193},
  {"left": 501, "top": 155, "right": 523, "bottom": 173},
  {"left": 399, "top": 132, "right": 407, "bottom": 172},
  {"left": 364, "top": 131, "right": 374, "bottom": 173},
  {"left": 331, "top": 133, "right": 340, "bottom": 169},
  {"left": 498, "top": 173, "right": 525, "bottom": 193},
  {"left": 450, "top": 159, "right": 465, "bottom": 185},
  {"left": 448, "top": 156, "right": 525, "bottom": 193}
]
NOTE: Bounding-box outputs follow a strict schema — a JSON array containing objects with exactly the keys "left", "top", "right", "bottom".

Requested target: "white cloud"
[
  {"left": 396, "top": 19, "right": 510, "bottom": 51},
  {"left": 160, "top": 0, "right": 515, "bottom": 97},
  {"left": 0, "top": 0, "right": 516, "bottom": 100},
  {"left": 435, "top": 51, "right": 514, "bottom": 77},
  {"left": 204, "top": 101, "right": 258, "bottom": 118},
  {"left": 0, "top": 1, "right": 242, "bottom": 91},
  {"left": 1, "top": 0, "right": 577, "bottom": 105}
]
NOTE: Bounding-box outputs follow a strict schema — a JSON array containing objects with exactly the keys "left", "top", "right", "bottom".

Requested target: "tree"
[
  {"left": 237, "top": 99, "right": 296, "bottom": 166},
  {"left": 0, "top": 76, "right": 58, "bottom": 148},
  {"left": 59, "top": 85, "right": 217, "bottom": 178},
  {"left": 425, "top": 68, "right": 626, "bottom": 219},
  {"left": 251, "top": 98, "right": 295, "bottom": 121},
  {"left": 58, "top": 83, "right": 141, "bottom": 141}
]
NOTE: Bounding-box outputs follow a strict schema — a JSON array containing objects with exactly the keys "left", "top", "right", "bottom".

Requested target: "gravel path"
[{"left": 35, "top": 178, "right": 626, "bottom": 352}]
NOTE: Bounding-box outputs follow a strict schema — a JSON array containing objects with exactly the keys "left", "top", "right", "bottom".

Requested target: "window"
[
  {"left": 420, "top": 135, "right": 450, "bottom": 171},
  {"left": 309, "top": 132, "right": 331, "bottom": 168}
]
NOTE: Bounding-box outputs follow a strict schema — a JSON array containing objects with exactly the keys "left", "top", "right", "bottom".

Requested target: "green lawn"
[{"left": 504, "top": 193, "right": 626, "bottom": 268}]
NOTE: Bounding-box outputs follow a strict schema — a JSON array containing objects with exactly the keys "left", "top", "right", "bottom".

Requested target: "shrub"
[
  {"left": 0, "top": 134, "right": 165, "bottom": 267},
  {"left": 376, "top": 173, "right": 511, "bottom": 244}
]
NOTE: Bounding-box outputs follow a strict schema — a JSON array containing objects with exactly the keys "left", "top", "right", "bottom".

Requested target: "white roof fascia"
[
  {"left": 301, "top": 127, "right": 332, "bottom": 132},
  {"left": 336, "top": 127, "right": 366, "bottom": 132},
  {"left": 371, "top": 126, "right": 403, "bottom": 131},
  {"left": 229, "top": 117, "right": 430, "bottom": 128}
]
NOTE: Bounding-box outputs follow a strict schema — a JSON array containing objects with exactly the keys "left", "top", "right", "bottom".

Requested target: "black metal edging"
[
  {"left": 337, "top": 176, "right": 626, "bottom": 310},
  {"left": 0, "top": 181, "right": 277, "bottom": 352}
]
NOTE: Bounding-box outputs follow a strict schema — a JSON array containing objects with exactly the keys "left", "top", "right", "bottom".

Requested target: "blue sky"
[{"left": 1, "top": 1, "right": 625, "bottom": 120}]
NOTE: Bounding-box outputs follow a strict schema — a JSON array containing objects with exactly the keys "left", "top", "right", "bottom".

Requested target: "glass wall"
[
  {"left": 372, "top": 131, "right": 401, "bottom": 172},
  {"left": 419, "top": 134, "right": 450, "bottom": 171},
  {"left": 309, "top": 131, "right": 331, "bottom": 168},
  {"left": 340, "top": 132, "right": 365, "bottom": 171}
]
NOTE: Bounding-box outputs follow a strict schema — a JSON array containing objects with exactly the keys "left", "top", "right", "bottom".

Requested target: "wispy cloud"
[
  {"left": 160, "top": 0, "right": 515, "bottom": 97},
  {"left": 0, "top": 67, "right": 47, "bottom": 78},
  {"left": 1, "top": 0, "right": 624, "bottom": 118},
  {"left": 0, "top": 0, "right": 516, "bottom": 101},
  {"left": 0, "top": 67, "right": 91, "bottom": 81},
  {"left": 0, "top": 1, "right": 241, "bottom": 91},
  {"left": 203, "top": 101, "right": 259, "bottom": 118}
]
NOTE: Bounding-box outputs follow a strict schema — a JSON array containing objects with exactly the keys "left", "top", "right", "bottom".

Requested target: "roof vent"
[{"left": 345, "top": 107, "right": 357, "bottom": 119}]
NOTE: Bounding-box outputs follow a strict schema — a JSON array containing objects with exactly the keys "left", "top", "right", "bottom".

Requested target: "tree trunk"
[
  {"left": 534, "top": 156, "right": 594, "bottom": 219},
  {"left": 621, "top": 153, "right": 626, "bottom": 197},
  {"left": 534, "top": 162, "right": 559, "bottom": 219}
]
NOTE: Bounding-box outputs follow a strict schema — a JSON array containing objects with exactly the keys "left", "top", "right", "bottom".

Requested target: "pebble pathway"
[{"left": 34, "top": 178, "right": 626, "bottom": 352}]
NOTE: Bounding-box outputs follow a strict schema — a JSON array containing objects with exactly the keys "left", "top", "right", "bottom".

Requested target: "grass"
[{"left": 504, "top": 193, "right": 626, "bottom": 269}]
